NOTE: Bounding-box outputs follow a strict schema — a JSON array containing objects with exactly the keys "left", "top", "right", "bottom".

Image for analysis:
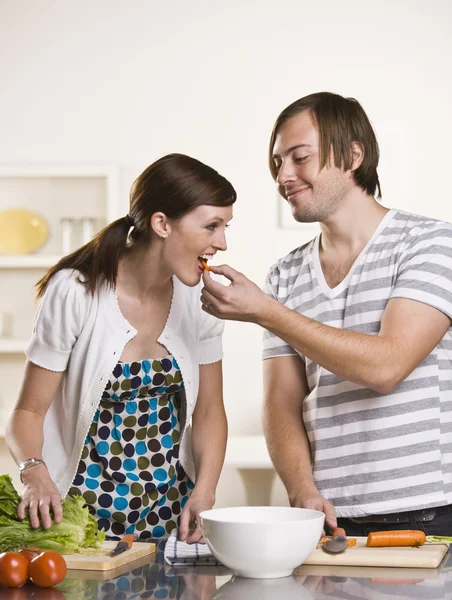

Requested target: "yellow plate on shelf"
[{"left": 0, "top": 208, "right": 48, "bottom": 255}]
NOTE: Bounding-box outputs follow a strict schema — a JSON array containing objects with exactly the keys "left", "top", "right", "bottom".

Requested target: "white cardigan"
[{"left": 25, "top": 269, "right": 224, "bottom": 498}]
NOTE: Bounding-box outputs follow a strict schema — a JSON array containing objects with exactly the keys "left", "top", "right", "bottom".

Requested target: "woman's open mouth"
[{"left": 197, "top": 255, "right": 212, "bottom": 272}]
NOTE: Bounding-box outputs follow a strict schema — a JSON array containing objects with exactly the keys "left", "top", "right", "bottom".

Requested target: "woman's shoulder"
[{"left": 42, "top": 268, "right": 92, "bottom": 306}]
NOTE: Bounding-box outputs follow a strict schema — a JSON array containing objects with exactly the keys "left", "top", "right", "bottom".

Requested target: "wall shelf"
[
  {"left": 0, "top": 255, "right": 63, "bottom": 269},
  {"left": 0, "top": 339, "right": 27, "bottom": 353}
]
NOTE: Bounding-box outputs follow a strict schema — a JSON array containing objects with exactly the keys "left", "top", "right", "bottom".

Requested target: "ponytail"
[{"left": 36, "top": 216, "right": 132, "bottom": 299}]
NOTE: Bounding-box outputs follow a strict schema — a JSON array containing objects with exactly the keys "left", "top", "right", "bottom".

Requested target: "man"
[{"left": 201, "top": 92, "right": 452, "bottom": 536}]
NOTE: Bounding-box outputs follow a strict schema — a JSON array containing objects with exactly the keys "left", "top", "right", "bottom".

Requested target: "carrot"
[
  {"left": 332, "top": 527, "right": 346, "bottom": 538},
  {"left": 347, "top": 538, "right": 357, "bottom": 548},
  {"left": 367, "top": 530, "right": 426, "bottom": 547},
  {"left": 200, "top": 258, "right": 211, "bottom": 271}
]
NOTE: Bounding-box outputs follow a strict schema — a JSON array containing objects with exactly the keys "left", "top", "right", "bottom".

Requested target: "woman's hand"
[
  {"left": 18, "top": 465, "right": 63, "bottom": 529},
  {"left": 178, "top": 491, "right": 215, "bottom": 544}
]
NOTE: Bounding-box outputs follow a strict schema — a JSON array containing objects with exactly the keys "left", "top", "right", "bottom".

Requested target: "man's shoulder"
[
  {"left": 391, "top": 209, "right": 452, "bottom": 239},
  {"left": 267, "top": 238, "right": 315, "bottom": 279}
]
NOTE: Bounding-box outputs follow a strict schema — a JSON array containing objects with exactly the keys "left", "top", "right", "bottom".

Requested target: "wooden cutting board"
[
  {"left": 304, "top": 537, "right": 449, "bottom": 569},
  {"left": 64, "top": 541, "right": 156, "bottom": 571}
]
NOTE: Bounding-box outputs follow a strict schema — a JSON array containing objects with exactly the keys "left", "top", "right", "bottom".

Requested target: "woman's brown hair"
[
  {"left": 36, "top": 153, "right": 236, "bottom": 298},
  {"left": 268, "top": 92, "right": 382, "bottom": 198}
]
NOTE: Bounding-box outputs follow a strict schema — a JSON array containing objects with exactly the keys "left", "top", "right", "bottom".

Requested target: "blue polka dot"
[
  {"left": 155, "top": 589, "right": 169, "bottom": 599},
  {"left": 136, "top": 441, "right": 147, "bottom": 455},
  {"left": 84, "top": 434, "right": 90, "bottom": 444},
  {"left": 154, "top": 468, "right": 167, "bottom": 481},
  {"left": 123, "top": 459, "right": 136, "bottom": 471},
  {"left": 157, "top": 495, "right": 166, "bottom": 506},
  {"left": 97, "top": 509, "right": 111, "bottom": 518},
  {"left": 181, "top": 496, "right": 188, "bottom": 509},
  {"left": 125, "top": 524, "right": 136, "bottom": 534},
  {"left": 150, "top": 398, "right": 158, "bottom": 411},
  {"left": 113, "top": 414, "right": 122, "bottom": 426},
  {"left": 117, "top": 483, "right": 130, "bottom": 496},
  {"left": 114, "top": 497, "right": 128, "bottom": 510},
  {"left": 152, "top": 526, "right": 166, "bottom": 538},
  {"left": 172, "top": 358, "right": 180, "bottom": 369},
  {"left": 112, "top": 394, "right": 119, "bottom": 400},
  {"left": 161, "top": 435, "right": 173, "bottom": 449},
  {"left": 148, "top": 412, "right": 158, "bottom": 425},
  {"left": 111, "top": 428, "right": 121, "bottom": 441},
  {"left": 86, "top": 478, "right": 100, "bottom": 490},
  {"left": 126, "top": 401, "right": 137, "bottom": 414},
  {"left": 143, "top": 375, "right": 151, "bottom": 385},
  {"left": 87, "top": 464, "right": 102, "bottom": 478},
  {"left": 140, "top": 507, "right": 150, "bottom": 519},
  {"left": 126, "top": 472, "right": 139, "bottom": 481},
  {"left": 96, "top": 441, "right": 109, "bottom": 456},
  {"left": 171, "top": 416, "right": 177, "bottom": 428},
  {"left": 123, "top": 364, "right": 131, "bottom": 378},
  {"left": 117, "top": 577, "right": 130, "bottom": 591},
  {"left": 142, "top": 360, "right": 151, "bottom": 373},
  {"left": 93, "top": 409, "right": 100, "bottom": 422}
]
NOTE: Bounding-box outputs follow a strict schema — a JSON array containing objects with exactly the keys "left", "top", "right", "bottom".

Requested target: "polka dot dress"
[{"left": 69, "top": 355, "right": 194, "bottom": 540}]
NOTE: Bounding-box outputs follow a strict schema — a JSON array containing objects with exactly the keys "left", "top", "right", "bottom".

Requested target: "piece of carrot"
[
  {"left": 332, "top": 527, "right": 346, "bottom": 538},
  {"left": 367, "top": 530, "right": 426, "bottom": 547},
  {"left": 347, "top": 538, "right": 357, "bottom": 548},
  {"left": 200, "top": 258, "right": 211, "bottom": 271}
]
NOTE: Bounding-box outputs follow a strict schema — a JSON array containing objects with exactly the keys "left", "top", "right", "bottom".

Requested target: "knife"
[{"left": 111, "top": 534, "right": 135, "bottom": 556}]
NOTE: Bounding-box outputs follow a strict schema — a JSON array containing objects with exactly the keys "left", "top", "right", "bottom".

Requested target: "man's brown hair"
[{"left": 269, "top": 92, "right": 382, "bottom": 198}]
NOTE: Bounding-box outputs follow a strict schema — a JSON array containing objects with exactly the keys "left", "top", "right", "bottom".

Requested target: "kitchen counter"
[{"left": 8, "top": 540, "right": 452, "bottom": 599}]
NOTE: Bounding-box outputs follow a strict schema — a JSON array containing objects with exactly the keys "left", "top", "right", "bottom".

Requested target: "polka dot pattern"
[{"left": 69, "top": 355, "right": 194, "bottom": 539}]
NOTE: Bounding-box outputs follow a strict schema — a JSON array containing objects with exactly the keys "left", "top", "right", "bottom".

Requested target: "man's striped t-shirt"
[{"left": 263, "top": 209, "right": 452, "bottom": 518}]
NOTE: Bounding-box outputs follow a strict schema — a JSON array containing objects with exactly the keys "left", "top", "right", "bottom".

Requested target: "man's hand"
[
  {"left": 178, "top": 491, "right": 215, "bottom": 545},
  {"left": 291, "top": 491, "right": 337, "bottom": 536},
  {"left": 200, "top": 265, "right": 272, "bottom": 323}
]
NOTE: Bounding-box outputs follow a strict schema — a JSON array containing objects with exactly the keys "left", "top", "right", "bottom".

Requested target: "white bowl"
[{"left": 199, "top": 506, "right": 324, "bottom": 579}]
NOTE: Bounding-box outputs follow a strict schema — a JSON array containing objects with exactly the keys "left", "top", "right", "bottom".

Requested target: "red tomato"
[
  {"left": 28, "top": 551, "right": 67, "bottom": 588},
  {"left": 18, "top": 548, "right": 41, "bottom": 564},
  {"left": 0, "top": 552, "right": 29, "bottom": 587}
]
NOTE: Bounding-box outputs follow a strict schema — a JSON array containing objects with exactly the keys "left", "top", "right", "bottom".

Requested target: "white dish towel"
[{"left": 164, "top": 530, "right": 223, "bottom": 566}]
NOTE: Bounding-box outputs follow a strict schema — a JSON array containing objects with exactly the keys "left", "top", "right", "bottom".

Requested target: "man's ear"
[
  {"left": 350, "top": 141, "right": 365, "bottom": 172},
  {"left": 150, "top": 212, "right": 171, "bottom": 239}
]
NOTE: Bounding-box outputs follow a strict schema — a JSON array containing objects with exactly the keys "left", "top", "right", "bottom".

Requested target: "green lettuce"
[{"left": 0, "top": 474, "right": 106, "bottom": 554}]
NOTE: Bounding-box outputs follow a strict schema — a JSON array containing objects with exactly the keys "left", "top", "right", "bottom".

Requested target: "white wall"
[{"left": 1, "top": 0, "right": 451, "bottom": 506}]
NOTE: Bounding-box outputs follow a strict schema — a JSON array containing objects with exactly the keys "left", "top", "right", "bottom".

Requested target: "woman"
[{"left": 5, "top": 153, "right": 235, "bottom": 543}]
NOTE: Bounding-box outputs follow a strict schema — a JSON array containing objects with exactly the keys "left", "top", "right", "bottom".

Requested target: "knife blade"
[{"left": 111, "top": 533, "right": 135, "bottom": 556}]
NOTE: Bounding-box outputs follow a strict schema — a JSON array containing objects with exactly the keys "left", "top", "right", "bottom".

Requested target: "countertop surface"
[{"left": 6, "top": 540, "right": 452, "bottom": 599}]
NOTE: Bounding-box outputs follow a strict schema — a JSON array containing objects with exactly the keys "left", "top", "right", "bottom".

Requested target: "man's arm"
[
  {"left": 201, "top": 267, "right": 451, "bottom": 394},
  {"left": 263, "top": 355, "right": 336, "bottom": 530}
]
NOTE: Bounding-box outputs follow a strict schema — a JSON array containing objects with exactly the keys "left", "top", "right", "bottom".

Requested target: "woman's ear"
[
  {"left": 350, "top": 141, "right": 365, "bottom": 172},
  {"left": 150, "top": 212, "right": 171, "bottom": 239}
]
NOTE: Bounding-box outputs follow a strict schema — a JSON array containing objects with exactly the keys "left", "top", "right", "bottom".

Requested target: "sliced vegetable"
[
  {"left": 0, "top": 552, "right": 29, "bottom": 588},
  {"left": 29, "top": 550, "right": 67, "bottom": 587},
  {"left": 367, "top": 530, "right": 426, "bottom": 547},
  {"left": 332, "top": 527, "right": 346, "bottom": 538}
]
